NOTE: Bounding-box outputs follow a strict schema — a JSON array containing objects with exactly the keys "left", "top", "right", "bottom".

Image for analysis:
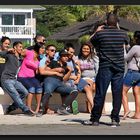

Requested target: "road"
[{"left": 0, "top": 123, "right": 140, "bottom": 135}]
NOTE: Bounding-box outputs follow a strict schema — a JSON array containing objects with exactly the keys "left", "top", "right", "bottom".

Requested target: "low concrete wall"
[{"left": 0, "top": 86, "right": 135, "bottom": 115}]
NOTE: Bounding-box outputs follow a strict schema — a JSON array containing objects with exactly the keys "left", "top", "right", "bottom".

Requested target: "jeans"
[
  {"left": 41, "top": 77, "right": 78, "bottom": 111},
  {"left": 90, "top": 67, "right": 124, "bottom": 122},
  {"left": 44, "top": 77, "right": 77, "bottom": 96},
  {"left": 1, "top": 79, "right": 29, "bottom": 112}
]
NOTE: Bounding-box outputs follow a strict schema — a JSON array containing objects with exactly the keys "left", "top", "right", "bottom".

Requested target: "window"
[
  {"left": 2, "top": 15, "right": 12, "bottom": 25},
  {"left": 2, "top": 14, "right": 25, "bottom": 25},
  {"left": 14, "top": 15, "right": 25, "bottom": 25}
]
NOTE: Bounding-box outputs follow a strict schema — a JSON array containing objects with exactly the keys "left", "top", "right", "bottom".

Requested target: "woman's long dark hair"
[
  {"left": 134, "top": 31, "right": 140, "bottom": 45},
  {"left": 33, "top": 42, "right": 45, "bottom": 54},
  {"left": 78, "top": 42, "right": 94, "bottom": 61}
]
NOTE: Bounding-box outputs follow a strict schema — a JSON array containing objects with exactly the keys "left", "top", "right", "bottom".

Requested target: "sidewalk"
[{"left": 0, "top": 111, "right": 140, "bottom": 125}]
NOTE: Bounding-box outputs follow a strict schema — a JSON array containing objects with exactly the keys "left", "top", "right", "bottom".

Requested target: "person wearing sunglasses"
[
  {"left": 38, "top": 44, "right": 57, "bottom": 115},
  {"left": 38, "top": 48, "right": 78, "bottom": 116}
]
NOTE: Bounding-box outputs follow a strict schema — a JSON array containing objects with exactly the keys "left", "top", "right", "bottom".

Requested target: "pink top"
[{"left": 18, "top": 50, "right": 39, "bottom": 78}]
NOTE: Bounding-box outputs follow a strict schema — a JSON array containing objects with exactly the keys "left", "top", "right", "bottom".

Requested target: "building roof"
[
  {"left": 0, "top": 5, "right": 46, "bottom": 10},
  {"left": 47, "top": 16, "right": 140, "bottom": 41}
]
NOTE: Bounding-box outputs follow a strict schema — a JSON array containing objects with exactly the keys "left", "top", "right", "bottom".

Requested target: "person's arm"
[
  {"left": 0, "top": 48, "right": 14, "bottom": 57},
  {"left": 39, "top": 60, "right": 64, "bottom": 77},
  {"left": 124, "top": 46, "right": 136, "bottom": 62},
  {"left": 90, "top": 25, "right": 104, "bottom": 39},
  {"left": 63, "top": 66, "right": 72, "bottom": 82},
  {"left": 39, "top": 66, "right": 63, "bottom": 76},
  {"left": 73, "top": 65, "right": 81, "bottom": 84}
]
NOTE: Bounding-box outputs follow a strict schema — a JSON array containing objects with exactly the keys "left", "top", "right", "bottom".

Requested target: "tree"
[{"left": 35, "top": 5, "right": 140, "bottom": 37}]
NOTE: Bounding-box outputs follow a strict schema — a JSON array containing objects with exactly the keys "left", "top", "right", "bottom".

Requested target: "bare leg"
[
  {"left": 132, "top": 86, "right": 140, "bottom": 119},
  {"left": 122, "top": 85, "right": 131, "bottom": 119},
  {"left": 45, "top": 99, "right": 55, "bottom": 114},
  {"left": 35, "top": 93, "right": 42, "bottom": 113},
  {"left": 84, "top": 85, "right": 93, "bottom": 113},
  {"left": 26, "top": 93, "right": 35, "bottom": 113}
]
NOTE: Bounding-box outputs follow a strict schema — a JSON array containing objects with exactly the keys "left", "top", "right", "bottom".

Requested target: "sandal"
[{"left": 72, "top": 100, "right": 79, "bottom": 115}]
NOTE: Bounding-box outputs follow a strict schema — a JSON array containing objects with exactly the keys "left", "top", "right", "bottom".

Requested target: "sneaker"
[
  {"left": 5, "top": 105, "right": 17, "bottom": 114},
  {"left": 24, "top": 110, "right": 35, "bottom": 116},
  {"left": 72, "top": 100, "right": 79, "bottom": 115},
  {"left": 57, "top": 108, "right": 71, "bottom": 115},
  {"left": 111, "top": 119, "right": 120, "bottom": 127},
  {"left": 83, "top": 120, "right": 99, "bottom": 126}
]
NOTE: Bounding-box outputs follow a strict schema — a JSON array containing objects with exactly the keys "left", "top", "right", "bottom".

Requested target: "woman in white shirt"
[{"left": 122, "top": 31, "right": 140, "bottom": 119}]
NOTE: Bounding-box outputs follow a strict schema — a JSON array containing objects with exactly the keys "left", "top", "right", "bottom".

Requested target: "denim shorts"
[
  {"left": 77, "top": 78, "right": 88, "bottom": 92},
  {"left": 123, "top": 69, "right": 140, "bottom": 87},
  {"left": 18, "top": 77, "right": 43, "bottom": 94}
]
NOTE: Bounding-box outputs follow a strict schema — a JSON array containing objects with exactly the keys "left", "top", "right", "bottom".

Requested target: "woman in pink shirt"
[{"left": 18, "top": 42, "right": 45, "bottom": 114}]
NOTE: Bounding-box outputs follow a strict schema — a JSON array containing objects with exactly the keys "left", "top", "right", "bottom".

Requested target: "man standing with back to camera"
[{"left": 83, "top": 13, "right": 130, "bottom": 127}]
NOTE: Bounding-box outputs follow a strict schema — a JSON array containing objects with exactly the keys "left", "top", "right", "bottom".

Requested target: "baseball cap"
[{"left": 59, "top": 49, "right": 69, "bottom": 57}]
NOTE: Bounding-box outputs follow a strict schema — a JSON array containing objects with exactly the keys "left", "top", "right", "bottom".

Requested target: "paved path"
[
  {"left": 0, "top": 112, "right": 140, "bottom": 135},
  {"left": 0, "top": 111, "right": 140, "bottom": 125}
]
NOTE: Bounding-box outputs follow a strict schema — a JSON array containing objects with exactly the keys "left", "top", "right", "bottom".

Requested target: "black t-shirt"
[{"left": 47, "top": 60, "right": 68, "bottom": 81}]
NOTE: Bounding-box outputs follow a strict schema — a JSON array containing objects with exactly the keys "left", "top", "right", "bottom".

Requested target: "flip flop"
[{"left": 72, "top": 100, "right": 79, "bottom": 115}]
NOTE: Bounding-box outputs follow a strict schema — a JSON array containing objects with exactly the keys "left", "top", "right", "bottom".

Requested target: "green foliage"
[
  {"left": 35, "top": 5, "right": 140, "bottom": 40},
  {"left": 79, "top": 35, "right": 90, "bottom": 44},
  {"left": 46, "top": 40, "right": 64, "bottom": 51},
  {"left": 36, "top": 23, "right": 51, "bottom": 37},
  {"left": 35, "top": 5, "right": 95, "bottom": 36},
  {"left": 22, "top": 41, "right": 31, "bottom": 49},
  {"left": 127, "top": 32, "right": 134, "bottom": 39}
]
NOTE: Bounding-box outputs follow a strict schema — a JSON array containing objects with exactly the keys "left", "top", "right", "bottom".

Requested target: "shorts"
[
  {"left": 77, "top": 78, "right": 88, "bottom": 92},
  {"left": 17, "top": 77, "right": 43, "bottom": 94},
  {"left": 123, "top": 69, "right": 140, "bottom": 87}
]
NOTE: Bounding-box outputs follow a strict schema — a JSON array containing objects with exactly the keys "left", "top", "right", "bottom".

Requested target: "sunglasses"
[{"left": 49, "top": 49, "right": 56, "bottom": 52}]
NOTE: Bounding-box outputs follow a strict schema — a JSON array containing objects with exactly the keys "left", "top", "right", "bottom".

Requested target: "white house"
[{"left": 0, "top": 5, "right": 45, "bottom": 45}]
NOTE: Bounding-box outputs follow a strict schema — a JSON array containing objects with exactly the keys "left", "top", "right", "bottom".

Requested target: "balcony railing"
[{"left": 0, "top": 25, "right": 33, "bottom": 36}]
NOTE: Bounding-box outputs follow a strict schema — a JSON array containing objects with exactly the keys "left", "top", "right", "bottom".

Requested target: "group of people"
[
  {"left": 0, "top": 33, "right": 99, "bottom": 117},
  {"left": 0, "top": 12, "right": 140, "bottom": 127}
]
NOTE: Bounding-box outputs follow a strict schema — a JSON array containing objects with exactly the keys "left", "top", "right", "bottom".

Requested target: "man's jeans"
[
  {"left": 90, "top": 67, "right": 124, "bottom": 122},
  {"left": 44, "top": 77, "right": 77, "bottom": 96},
  {"left": 1, "top": 79, "right": 29, "bottom": 112},
  {"left": 41, "top": 77, "right": 78, "bottom": 111}
]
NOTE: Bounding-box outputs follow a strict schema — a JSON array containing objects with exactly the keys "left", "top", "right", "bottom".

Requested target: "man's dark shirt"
[
  {"left": 90, "top": 26, "right": 130, "bottom": 72},
  {"left": 0, "top": 56, "right": 6, "bottom": 86},
  {"left": 47, "top": 60, "right": 68, "bottom": 81},
  {"left": 0, "top": 51, "right": 20, "bottom": 81}
]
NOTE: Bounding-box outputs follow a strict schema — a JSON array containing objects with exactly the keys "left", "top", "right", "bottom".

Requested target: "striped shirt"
[{"left": 90, "top": 26, "right": 129, "bottom": 71}]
